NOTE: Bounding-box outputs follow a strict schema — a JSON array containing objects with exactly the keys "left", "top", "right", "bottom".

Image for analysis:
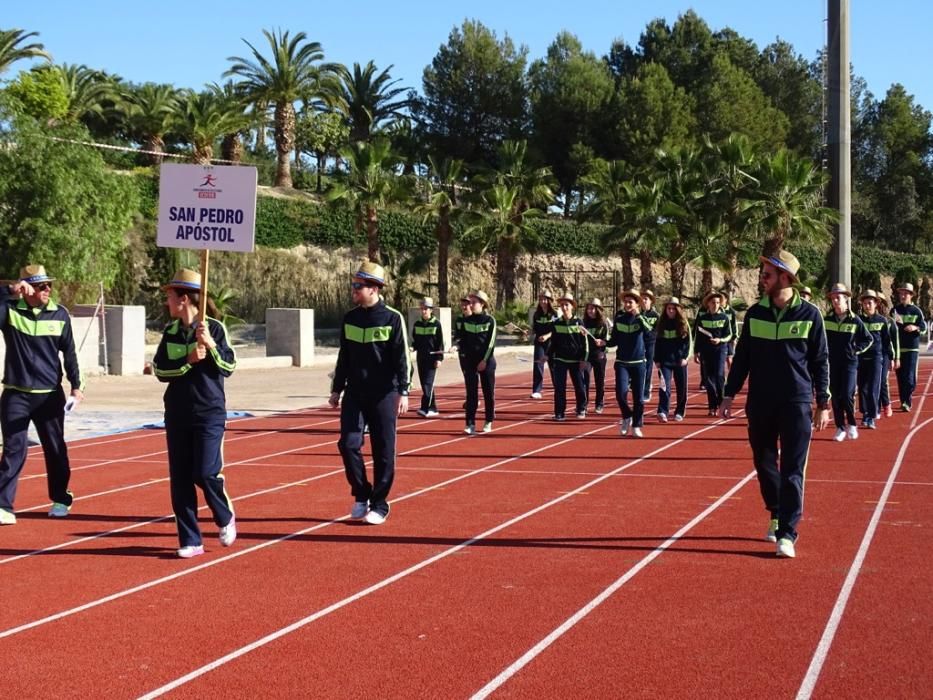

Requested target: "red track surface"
[{"left": 1, "top": 363, "right": 931, "bottom": 698}]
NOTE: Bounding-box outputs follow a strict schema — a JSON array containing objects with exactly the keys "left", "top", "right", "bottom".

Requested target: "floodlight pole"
[{"left": 827, "top": 0, "right": 851, "bottom": 286}]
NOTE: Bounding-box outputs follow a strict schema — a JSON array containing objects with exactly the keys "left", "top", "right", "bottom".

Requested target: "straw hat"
[
  {"left": 800, "top": 286, "right": 812, "bottom": 297},
  {"left": 640, "top": 289, "right": 655, "bottom": 301},
  {"left": 619, "top": 288, "right": 641, "bottom": 302},
  {"left": 469, "top": 290, "right": 490, "bottom": 306},
  {"left": 162, "top": 268, "right": 201, "bottom": 292},
  {"left": 859, "top": 289, "right": 879, "bottom": 302},
  {"left": 897, "top": 282, "right": 915, "bottom": 293},
  {"left": 557, "top": 291, "right": 576, "bottom": 306},
  {"left": 664, "top": 297, "right": 683, "bottom": 307},
  {"left": 587, "top": 297, "right": 603, "bottom": 309},
  {"left": 826, "top": 283, "right": 851, "bottom": 298},
  {"left": 420, "top": 297, "right": 434, "bottom": 308},
  {"left": 702, "top": 290, "right": 724, "bottom": 307},
  {"left": 759, "top": 250, "right": 801, "bottom": 282},
  {"left": 539, "top": 289, "right": 554, "bottom": 299},
  {"left": 19, "top": 264, "right": 55, "bottom": 284},
  {"left": 354, "top": 261, "right": 386, "bottom": 286}
]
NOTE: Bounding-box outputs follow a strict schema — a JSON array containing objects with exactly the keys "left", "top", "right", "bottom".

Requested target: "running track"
[{"left": 1, "top": 363, "right": 931, "bottom": 698}]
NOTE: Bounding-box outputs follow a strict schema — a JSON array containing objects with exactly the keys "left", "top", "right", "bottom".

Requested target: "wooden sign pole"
[{"left": 199, "top": 248, "right": 210, "bottom": 327}]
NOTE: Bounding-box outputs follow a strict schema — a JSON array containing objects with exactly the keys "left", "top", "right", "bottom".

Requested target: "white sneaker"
[
  {"left": 530, "top": 392, "right": 543, "bottom": 399},
  {"left": 632, "top": 427, "right": 644, "bottom": 438},
  {"left": 219, "top": 517, "right": 237, "bottom": 547},
  {"left": 416, "top": 409, "right": 427, "bottom": 417},
  {"left": 364, "top": 509, "right": 387, "bottom": 525},
  {"left": 619, "top": 418, "right": 632, "bottom": 436},
  {"left": 48, "top": 502, "right": 71, "bottom": 518},
  {"left": 177, "top": 545, "right": 205, "bottom": 559},
  {"left": 482, "top": 421, "right": 493, "bottom": 433},
  {"left": 673, "top": 414, "right": 684, "bottom": 422},
  {"left": 776, "top": 537, "right": 796, "bottom": 558},
  {"left": 846, "top": 425, "right": 859, "bottom": 440},
  {"left": 425, "top": 410, "right": 439, "bottom": 417},
  {"left": 594, "top": 405, "right": 604, "bottom": 414},
  {"left": 765, "top": 518, "right": 779, "bottom": 542},
  {"left": 464, "top": 424, "right": 475, "bottom": 435},
  {"left": 833, "top": 428, "right": 846, "bottom": 442},
  {"left": 0, "top": 508, "right": 16, "bottom": 525},
  {"left": 657, "top": 413, "right": 668, "bottom": 423},
  {"left": 350, "top": 501, "right": 368, "bottom": 519}
]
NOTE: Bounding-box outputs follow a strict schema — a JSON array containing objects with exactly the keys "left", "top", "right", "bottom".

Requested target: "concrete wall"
[
  {"left": 266, "top": 308, "right": 315, "bottom": 367},
  {"left": 74, "top": 305, "right": 147, "bottom": 376}
]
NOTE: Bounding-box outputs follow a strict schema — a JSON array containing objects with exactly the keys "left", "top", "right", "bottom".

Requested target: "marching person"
[
  {"left": 824, "top": 283, "right": 873, "bottom": 442},
  {"left": 0, "top": 265, "right": 84, "bottom": 525},
  {"left": 800, "top": 286, "right": 813, "bottom": 302},
  {"left": 891, "top": 282, "right": 926, "bottom": 412},
  {"left": 412, "top": 297, "right": 444, "bottom": 417},
  {"left": 152, "top": 269, "right": 238, "bottom": 557},
  {"left": 604, "top": 289, "right": 652, "bottom": 438},
  {"left": 720, "top": 289, "right": 739, "bottom": 371},
  {"left": 876, "top": 292, "right": 898, "bottom": 418},
  {"left": 549, "top": 292, "right": 589, "bottom": 420},
  {"left": 329, "top": 262, "right": 410, "bottom": 525},
  {"left": 694, "top": 291, "right": 733, "bottom": 416},
  {"left": 654, "top": 297, "right": 692, "bottom": 423},
  {"left": 857, "top": 290, "right": 896, "bottom": 429},
  {"left": 530, "top": 290, "right": 558, "bottom": 399},
  {"left": 721, "top": 250, "right": 830, "bottom": 559},
  {"left": 640, "top": 289, "right": 660, "bottom": 402},
  {"left": 460, "top": 291, "right": 497, "bottom": 435},
  {"left": 582, "top": 298, "right": 610, "bottom": 414}
]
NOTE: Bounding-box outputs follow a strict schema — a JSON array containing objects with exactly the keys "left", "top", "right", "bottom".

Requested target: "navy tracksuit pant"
[
  {"left": 642, "top": 341, "right": 656, "bottom": 401},
  {"left": 701, "top": 345, "right": 728, "bottom": 411},
  {"left": 463, "top": 356, "right": 496, "bottom": 425},
  {"left": 858, "top": 355, "right": 883, "bottom": 420},
  {"left": 0, "top": 387, "right": 72, "bottom": 511},
  {"left": 830, "top": 363, "right": 858, "bottom": 429},
  {"left": 746, "top": 400, "right": 812, "bottom": 543},
  {"left": 615, "top": 362, "right": 646, "bottom": 427},
  {"left": 165, "top": 413, "right": 233, "bottom": 547},
  {"left": 583, "top": 354, "right": 607, "bottom": 410},
  {"left": 552, "top": 360, "right": 587, "bottom": 418},
  {"left": 416, "top": 354, "right": 438, "bottom": 413},
  {"left": 658, "top": 365, "right": 688, "bottom": 418},
  {"left": 338, "top": 390, "right": 397, "bottom": 517},
  {"left": 879, "top": 356, "right": 892, "bottom": 409},
  {"left": 897, "top": 351, "right": 920, "bottom": 407},
  {"left": 531, "top": 342, "right": 551, "bottom": 395}
]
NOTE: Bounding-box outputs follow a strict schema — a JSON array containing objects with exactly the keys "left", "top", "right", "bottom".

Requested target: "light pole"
[{"left": 827, "top": 0, "right": 851, "bottom": 286}]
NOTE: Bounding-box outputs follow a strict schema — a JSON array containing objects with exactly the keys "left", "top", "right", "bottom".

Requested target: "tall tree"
[
  {"left": 754, "top": 40, "right": 822, "bottom": 157},
  {"left": 4, "top": 67, "right": 69, "bottom": 122},
  {"left": 417, "top": 156, "right": 467, "bottom": 306},
  {"left": 580, "top": 158, "right": 636, "bottom": 288},
  {"left": 417, "top": 20, "right": 529, "bottom": 168},
  {"left": 327, "top": 61, "right": 409, "bottom": 143},
  {"left": 122, "top": 82, "right": 180, "bottom": 165},
  {"left": 295, "top": 108, "right": 348, "bottom": 191},
  {"left": 0, "top": 28, "right": 50, "bottom": 74},
  {"left": 226, "top": 29, "right": 331, "bottom": 187},
  {"left": 175, "top": 89, "right": 239, "bottom": 164}
]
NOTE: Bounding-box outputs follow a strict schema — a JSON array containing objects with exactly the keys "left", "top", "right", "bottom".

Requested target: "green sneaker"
[
  {"left": 765, "top": 518, "right": 779, "bottom": 542},
  {"left": 0, "top": 508, "right": 16, "bottom": 525}
]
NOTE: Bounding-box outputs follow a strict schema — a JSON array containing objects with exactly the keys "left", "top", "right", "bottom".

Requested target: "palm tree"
[
  {"left": 326, "top": 61, "right": 410, "bottom": 143},
  {"left": 491, "top": 140, "right": 556, "bottom": 214},
  {"left": 655, "top": 146, "right": 708, "bottom": 297},
  {"left": 751, "top": 148, "right": 838, "bottom": 257},
  {"left": 418, "top": 156, "right": 467, "bottom": 306},
  {"left": 225, "top": 29, "right": 332, "bottom": 187},
  {"left": 207, "top": 82, "right": 252, "bottom": 164},
  {"left": 175, "top": 90, "right": 241, "bottom": 164},
  {"left": 463, "top": 183, "right": 544, "bottom": 307},
  {"left": 624, "top": 181, "right": 669, "bottom": 289},
  {"left": 581, "top": 158, "right": 636, "bottom": 288},
  {"left": 123, "top": 83, "right": 181, "bottom": 165},
  {"left": 0, "top": 28, "right": 51, "bottom": 74},
  {"left": 327, "top": 137, "right": 408, "bottom": 261},
  {"left": 49, "top": 64, "right": 113, "bottom": 124}
]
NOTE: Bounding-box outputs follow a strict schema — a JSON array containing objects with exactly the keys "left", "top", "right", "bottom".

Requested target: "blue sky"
[{"left": 6, "top": 1, "right": 932, "bottom": 111}]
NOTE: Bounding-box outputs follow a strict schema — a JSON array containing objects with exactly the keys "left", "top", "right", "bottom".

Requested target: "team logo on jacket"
[{"left": 791, "top": 326, "right": 799, "bottom": 334}]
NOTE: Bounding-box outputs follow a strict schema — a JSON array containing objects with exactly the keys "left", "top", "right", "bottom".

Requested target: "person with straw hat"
[
  {"left": 411, "top": 297, "right": 444, "bottom": 418},
  {"left": 530, "top": 289, "right": 558, "bottom": 399},
  {"left": 639, "top": 289, "right": 660, "bottom": 402},
  {"left": 329, "top": 261, "right": 411, "bottom": 525},
  {"left": 152, "top": 268, "right": 238, "bottom": 557},
  {"left": 549, "top": 292, "right": 590, "bottom": 420},
  {"left": 856, "top": 289, "right": 896, "bottom": 430},
  {"left": 694, "top": 290, "right": 733, "bottom": 416},
  {"left": 653, "top": 297, "right": 692, "bottom": 422},
  {"left": 603, "top": 289, "right": 653, "bottom": 438},
  {"left": 460, "top": 290, "right": 497, "bottom": 435},
  {"left": 891, "top": 281, "right": 926, "bottom": 412},
  {"left": 721, "top": 249, "right": 830, "bottom": 559},
  {"left": 582, "top": 297, "right": 610, "bottom": 414},
  {"left": 0, "top": 265, "right": 85, "bottom": 526},
  {"left": 875, "top": 291, "right": 898, "bottom": 418},
  {"left": 824, "top": 283, "right": 873, "bottom": 442}
]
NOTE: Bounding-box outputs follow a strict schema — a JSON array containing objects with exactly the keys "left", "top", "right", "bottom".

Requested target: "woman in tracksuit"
[
  {"left": 876, "top": 292, "right": 899, "bottom": 418},
  {"left": 857, "top": 289, "right": 896, "bottom": 429},
  {"left": 530, "top": 290, "right": 558, "bottom": 399},
  {"left": 694, "top": 291, "right": 733, "bottom": 416},
  {"left": 582, "top": 298, "right": 609, "bottom": 414},
  {"left": 640, "top": 289, "right": 660, "bottom": 402},
  {"left": 412, "top": 297, "right": 444, "bottom": 417},
  {"left": 653, "top": 297, "right": 692, "bottom": 422},
  {"left": 550, "top": 293, "right": 590, "bottom": 420},
  {"left": 152, "top": 269, "right": 237, "bottom": 559},
  {"left": 824, "top": 283, "right": 873, "bottom": 441},
  {"left": 603, "top": 289, "right": 652, "bottom": 438},
  {"left": 461, "top": 290, "right": 496, "bottom": 435}
]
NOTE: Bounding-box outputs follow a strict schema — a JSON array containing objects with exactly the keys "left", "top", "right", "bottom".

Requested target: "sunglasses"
[
  {"left": 34, "top": 282, "right": 53, "bottom": 291},
  {"left": 350, "top": 281, "right": 375, "bottom": 290}
]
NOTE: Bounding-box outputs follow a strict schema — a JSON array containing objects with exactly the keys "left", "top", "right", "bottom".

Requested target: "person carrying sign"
[
  {"left": 329, "top": 262, "right": 411, "bottom": 525},
  {"left": 152, "top": 269, "right": 238, "bottom": 557},
  {"left": 0, "top": 265, "right": 84, "bottom": 525}
]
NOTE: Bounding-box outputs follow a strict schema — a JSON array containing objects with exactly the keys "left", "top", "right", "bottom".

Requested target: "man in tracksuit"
[
  {"left": 640, "top": 290, "right": 659, "bottom": 402},
  {"left": 329, "top": 262, "right": 411, "bottom": 525},
  {"left": 892, "top": 282, "right": 927, "bottom": 412},
  {"left": 721, "top": 250, "right": 830, "bottom": 559},
  {"left": 0, "top": 265, "right": 84, "bottom": 525},
  {"left": 412, "top": 297, "right": 444, "bottom": 417},
  {"left": 824, "top": 283, "right": 873, "bottom": 442}
]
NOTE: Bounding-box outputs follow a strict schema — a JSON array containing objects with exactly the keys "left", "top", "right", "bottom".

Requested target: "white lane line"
[
  {"left": 795, "top": 369, "right": 933, "bottom": 700},
  {"left": 136, "top": 413, "right": 733, "bottom": 698}
]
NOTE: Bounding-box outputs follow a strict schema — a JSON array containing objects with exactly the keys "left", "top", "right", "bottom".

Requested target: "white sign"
[{"left": 156, "top": 163, "right": 258, "bottom": 253}]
